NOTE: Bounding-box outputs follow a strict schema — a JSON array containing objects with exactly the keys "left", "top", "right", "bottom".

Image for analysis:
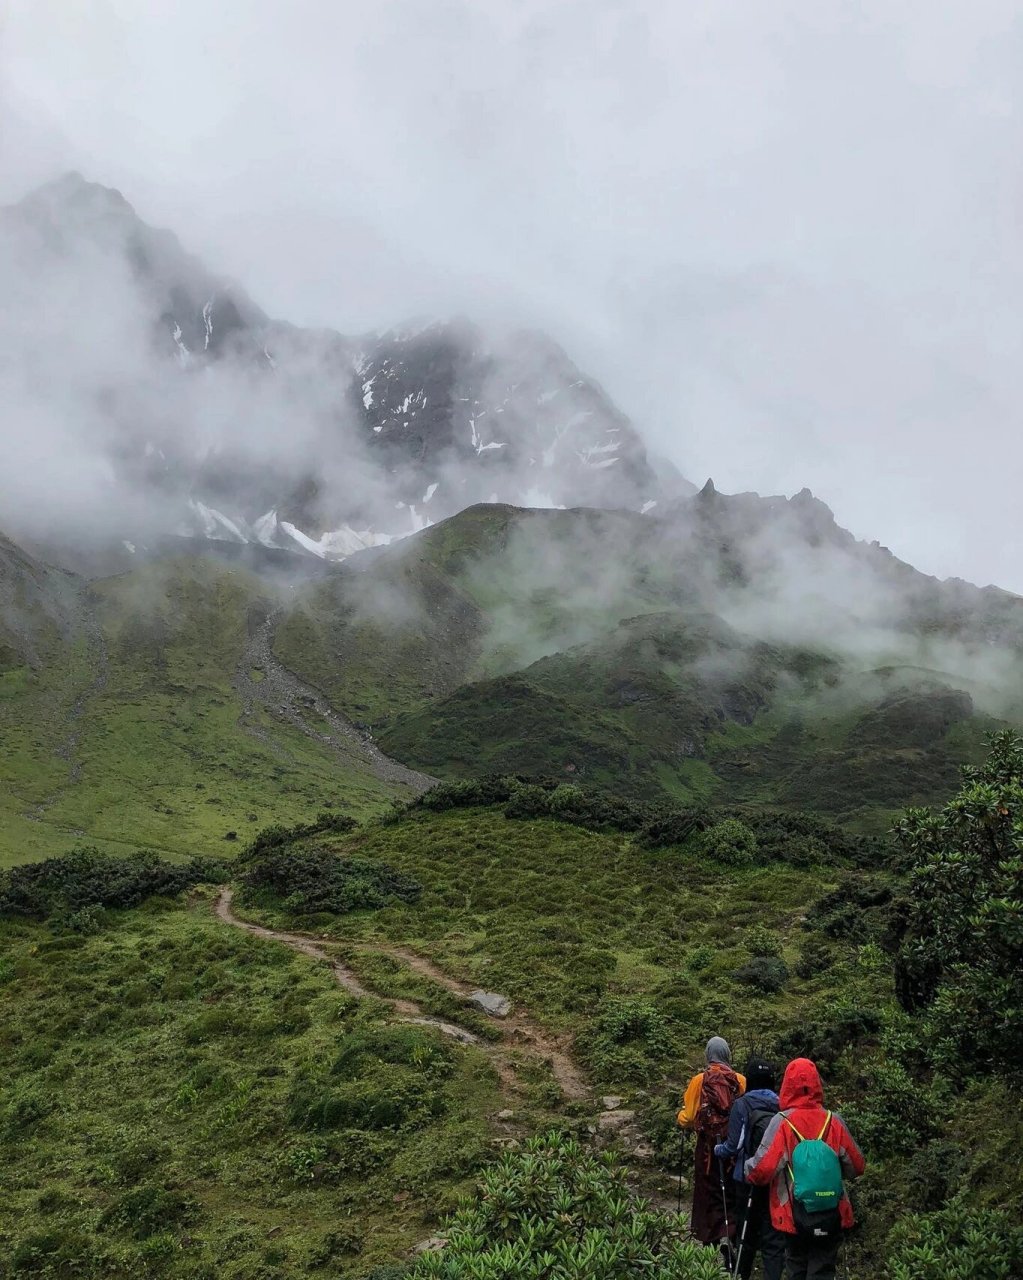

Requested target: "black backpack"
[{"left": 744, "top": 1098, "right": 779, "bottom": 1161}]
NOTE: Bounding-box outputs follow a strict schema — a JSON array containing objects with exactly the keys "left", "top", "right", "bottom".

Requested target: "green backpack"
[{"left": 786, "top": 1112, "right": 844, "bottom": 1237}]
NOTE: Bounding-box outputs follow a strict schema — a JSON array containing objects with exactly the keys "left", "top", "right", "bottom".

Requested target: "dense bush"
[
  {"left": 885, "top": 1201, "right": 1023, "bottom": 1279},
  {"left": 774, "top": 1001, "right": 882, "bottom": 1072},
  {"left": 812, "top": 877, "right": 895, "bottom": 944},
  {"left": 577, "top": 996, "right": 675, "bottom": 1082},
  {"left": 406, "top": 778, "right": 874, "bottom": 872},
  {"left": 795, "top": 935, "right": 835, "bottom": 979},
  {"left": 634, "top": 805, "right": 711, "bottom": 848},
  {"left": 845, "top": 1061, "right": 938, "bottom": 1157},
  {"left": 407, "top": 1134, "right": 723, "bottom": 1280},
  {"left": 733, "top": 956, "right": 789, "bottom": 993},
  {"left": 901, "top": 1139, "right": 968, "bottom": 1211},
  {"left": 701, "top": 819, "right": 757, "bottom": 866},
  {"left": 243, "top": 845, "right": 421, "bottom": 917},
  {"left": 733, "top": 808, "right": 887, "bottom": 867},
  {"left": 743, "top": 924, "right": 782, "bottom": 957},
  {"left": 893, "top": 730, "right": 1023, "bottom": 1069},
  {"left": 242, "top": 810, "right": 359, "bottom": 859},
  {"left": 0, "top": 847, "right": 225, "bottom": 921},
  {"left": 503, "top": 783, "right": 553, "bottom": 820}
]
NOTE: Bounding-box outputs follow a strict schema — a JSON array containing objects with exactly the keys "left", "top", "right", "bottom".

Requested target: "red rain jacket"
[{"left": 744, "top": 1058, "right": 866, "bottom": 1234}]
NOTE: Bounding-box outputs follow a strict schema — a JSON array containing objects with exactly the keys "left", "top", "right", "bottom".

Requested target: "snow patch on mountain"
[
  {"left": 279, "top": 521, "right": 393, "bottom": 560},
  {"left": 189, "top": 500, "right": 247, "bottom": 544}
]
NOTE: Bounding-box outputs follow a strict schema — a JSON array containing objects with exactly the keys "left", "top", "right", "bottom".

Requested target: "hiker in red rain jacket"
[{"left": 744, "top": 1058, "right": 865, "bottom": 1280}]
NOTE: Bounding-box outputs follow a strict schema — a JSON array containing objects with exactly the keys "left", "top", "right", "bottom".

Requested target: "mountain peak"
[
  {"left": 18, "top": 170, "right": 137, "bottom": 222},
  {"left": 3, "top": 173, "right": 690, "bottom": 562}
]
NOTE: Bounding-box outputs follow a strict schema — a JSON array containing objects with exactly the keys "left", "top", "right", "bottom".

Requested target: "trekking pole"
[
  {"left": 676, "top": 1129, "right": 686, "bottom": 1215},
  {"left": 732, "top": 1185, "right": 753, "bottom": 1279},
  {"left": 718, "top": 1158, "right": 734, "bottom": 1276}
]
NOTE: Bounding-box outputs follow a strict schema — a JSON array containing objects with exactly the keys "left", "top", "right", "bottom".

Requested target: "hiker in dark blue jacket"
[{"left": 715, "top": 1057, "right": 786, "bottom": 1280}]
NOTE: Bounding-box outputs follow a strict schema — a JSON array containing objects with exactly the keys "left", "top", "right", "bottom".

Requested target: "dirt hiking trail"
[{"left": 214, "top": 887, "right": 587, "bottom": 1099}]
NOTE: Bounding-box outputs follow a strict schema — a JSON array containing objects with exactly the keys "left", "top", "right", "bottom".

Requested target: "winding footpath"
[{"left": 214, "top": 887, "right": 587, "bottom": 1099}]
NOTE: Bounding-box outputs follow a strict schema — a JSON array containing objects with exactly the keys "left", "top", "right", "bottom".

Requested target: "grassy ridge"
[
  {"left": 0, "top": 557, "right": 410, "bottom": 866},
  {"left": 272, "top": 507, "right": 1011, "bottom": 830}
]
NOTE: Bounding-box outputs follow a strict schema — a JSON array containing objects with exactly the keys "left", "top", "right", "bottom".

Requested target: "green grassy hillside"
[
  {"left": 0, "top": 893, "right": 504, "bottom": 1276},
  {"left": 0, "top": 552, "right": 416, "bottom": 866}
]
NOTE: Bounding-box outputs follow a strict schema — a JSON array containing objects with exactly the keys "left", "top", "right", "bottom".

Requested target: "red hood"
[{"left": 779, "top": 1058, "right": 824, "bottom": 1109}]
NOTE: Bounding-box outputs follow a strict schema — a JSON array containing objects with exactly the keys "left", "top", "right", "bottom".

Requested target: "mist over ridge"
[{"left": 0, "top": 172, "right": 688, "bottom": 570}]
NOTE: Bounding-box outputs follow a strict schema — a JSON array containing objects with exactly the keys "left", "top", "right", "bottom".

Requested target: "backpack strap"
[
  {"left": 783, "top": 1116, "right": 806, "bottom": 1143},
  {"left": 784, "top": 1111, "right": 832, "bottom": 1144}
]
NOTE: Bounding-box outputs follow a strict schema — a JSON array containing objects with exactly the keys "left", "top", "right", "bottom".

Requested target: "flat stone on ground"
[
  {"left": 469, "top": 990, "right": 511, "bottom": 1018},
  {"left": 596, "top": 1109, "right": 636, "bottom": 1130},
  {"left": 415, "top": 1236, "right": 448, "bottom": 1254}
]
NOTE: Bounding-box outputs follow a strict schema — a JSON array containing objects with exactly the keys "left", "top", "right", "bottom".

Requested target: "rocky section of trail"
[
  {"left": 214, "top": 888, "right": 587, "bottom": 1099},
  {"left": 360, "top": 940, "right": 589, "bottom": 1100},
  {"left": 233, "top": 609, "right": 434, "bottom": 792}
]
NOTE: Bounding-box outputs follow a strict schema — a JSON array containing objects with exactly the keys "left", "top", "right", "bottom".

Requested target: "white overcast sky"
[{"left": 2, "top": 0, "right": 1021, "bottom": 588}]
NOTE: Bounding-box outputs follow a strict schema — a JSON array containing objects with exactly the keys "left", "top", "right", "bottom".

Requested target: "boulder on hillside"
[{"left": 469, "top": 990, "right": 511, "bottom": 1018}]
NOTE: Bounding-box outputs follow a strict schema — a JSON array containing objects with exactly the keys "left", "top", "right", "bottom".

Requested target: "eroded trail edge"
[{"left": 213, "top": 887, "right": 588, "bottom": 1100}]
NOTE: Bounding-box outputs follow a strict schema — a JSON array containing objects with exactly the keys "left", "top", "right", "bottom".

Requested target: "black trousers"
[
  {"left": 733, "top": 1185, "right": 786, "bottom": 1280},
  {"left": 784, "top": 1229, "right": 842, "bottom": 1280}
]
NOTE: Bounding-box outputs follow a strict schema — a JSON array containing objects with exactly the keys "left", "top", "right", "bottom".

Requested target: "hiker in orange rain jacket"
[
  {"left": 745, "top": 1058, "right": 865, "bottom": 1280},
  {"left": 678, "top": 1037, "right": 747, "bottom": 1262}
]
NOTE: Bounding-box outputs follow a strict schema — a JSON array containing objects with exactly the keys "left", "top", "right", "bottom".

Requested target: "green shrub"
[
  {"left": 902, "top": 1139, "right": 967, "bottom": 1210},
  {"left": 407, "top": 1133, "right": 724, "bottom": 1280},
  {"left": 795, "top": 935, "right": 834, "bottom": 979},
  {"left": 548, "top": 783, "right": 587, "bottom": 814},
  {"left": 578, "top": 996, "right": 675, "bottom": 1082},
  {"left": 0, "top": 848, "right": 225, "bottom": 921},
  {"left": 243, "top": 846, "right": 421, "bottom": 917},
  {"left": 894, "top": 731, "right": 1023, "bottom": 1069},
  {"left": 416, "top": 776, "right": 517, "bottom": 812},
  {"left": 813, "top": 877, "right": 894, "bottom": 943},
  {"left": 886, "top": 1201, "right": 1023, "bottom": 1279},
  {"left": 684, "top": 945, "right": 714, "bottom": 973},
  {"left": 774, "top": 1001, "right": 882, "bottom": 1072},
  {"left": 743, "top": 924, "right": 782, "bottom": 957},
  {"left": 702, "top": 820, "right": 757, "bottom": 867},
  {"left": 243, "top": 811, "right": 359, "bottom": 859},
  {"left": 733, "top": 956, "right": 789, "bottom": 993},
  {"left": 846, "top": 1061, "right": 936, "bottom": 1156},
  {"left": 503, "top": 783, "right": 553, "bottom": 820},
  {"left": 636, "top": 806, "right": 710, "bottom": 848},
  {"left": 99, "top": 1183, "right": 198, "bottom": 1239}
]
